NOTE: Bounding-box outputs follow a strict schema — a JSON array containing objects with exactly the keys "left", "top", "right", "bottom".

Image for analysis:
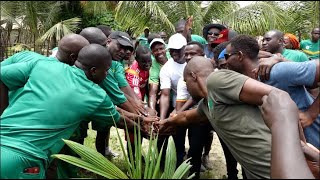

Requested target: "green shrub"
[{"left": 52, "top": 118, "right": 195, "bottom": 179}]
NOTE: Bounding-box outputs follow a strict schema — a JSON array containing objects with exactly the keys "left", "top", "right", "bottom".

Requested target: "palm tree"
[
  {"left": 284, "top": 1, "right": 320, "bottom": 40},
  {"left": 111, "top": 1, "right": 292, "bottom": 37},
  {"left": 1, "top": 1, "right": 81, "bottom": 53}
]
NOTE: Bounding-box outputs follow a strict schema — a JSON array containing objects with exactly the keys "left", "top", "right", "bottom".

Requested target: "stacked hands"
[{"left": 136, "top": 105, "right": 176, "bottom": 138}]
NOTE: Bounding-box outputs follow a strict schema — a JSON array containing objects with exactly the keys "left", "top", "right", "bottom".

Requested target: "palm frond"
[
  {"left": 220, "top": 1, "right": 288, "bottom": 36},
  {"left": 115, "top": 1, "right": 174, "bottom": 37},
  {"left": 37, "top": 17, "right": 81, "bottom": 44}
]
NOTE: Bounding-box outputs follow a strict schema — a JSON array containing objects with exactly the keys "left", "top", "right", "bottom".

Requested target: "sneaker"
[
  {"left": 105, "top": 148, "right": 119, "bottom": 158},
  {"left": 202, "top": 154, "right": 213, "bottom": 170}
]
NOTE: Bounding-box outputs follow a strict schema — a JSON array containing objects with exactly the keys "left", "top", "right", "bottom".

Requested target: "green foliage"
[
  {"left": 37, "top": 17, "right": 82, "bottom": 44},
  {"left": 52, "top": 117, "right": 194, "bottom": 179},
  {"left": 81, "top": 11, "right": 120, "bottom": 31}
]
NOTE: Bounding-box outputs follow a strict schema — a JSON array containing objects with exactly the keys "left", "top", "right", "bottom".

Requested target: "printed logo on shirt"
[{"left": 306, "top": 45, "right": 310, "bottom": 50}]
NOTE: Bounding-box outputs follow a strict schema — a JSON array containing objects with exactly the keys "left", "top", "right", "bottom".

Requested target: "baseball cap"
[
  {"left": 149, "top": 38, "right": 166, "bottom": 49},
  {"left": 213, "top": 29, "right": 229, "bottom": 44},
  {"left": 167, "top": 33, "right": 187, "bottom": 50},
  {"left": 109, "top": 31, "right": 133, "bottom": 48},
  {"left": 218, "top": 48, "right": 227, "bottom": 60},
  {"left": 203, "top": 23, "right": 227, "bottom": 38}
]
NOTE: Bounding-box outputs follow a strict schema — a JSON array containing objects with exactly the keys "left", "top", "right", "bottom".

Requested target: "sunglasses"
[
  {"left": 224, "top": 52, "right": 238, "bottom": 60},
  {"left": 208, "top": 32, "right": 220, "bottom": 36}
]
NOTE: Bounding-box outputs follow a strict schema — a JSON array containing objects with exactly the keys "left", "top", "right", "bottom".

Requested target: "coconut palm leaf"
[
  {"left": 220, "top": 1, "right": 288, "bottom": 36},
  {"left": 115, "top": 1, "right": 174, "bottom": 37},
  {"left": 80, "top": 1, "right": 114, "bottom": 16},
  {"left": 37, "top": 17, "right": 81, "bottom": 44},
  {"left": 202, "top": 1, "right": 239, "bottom": 25}
]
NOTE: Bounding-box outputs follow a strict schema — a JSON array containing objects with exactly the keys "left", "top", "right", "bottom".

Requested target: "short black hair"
[
  {"left": 136, "top": 45, "right": 151, "bottom": 61},
  {"left": 186, "top": 41, "right": 204, "bottom": 50},
  {"left": 229, "top": 35, "right": 260, "bottom": 60},
  {"left": 175, "top": 19, "right": 186, "bottom": 29},
  {"left": 213, "top": 41, "right": 229, "bottom": 63},
  {"left": 147, "top": 33, "right": 161, "bottom": 44},
  {"left": 96, "top": 25, "right": 112, "bottom": 37}
]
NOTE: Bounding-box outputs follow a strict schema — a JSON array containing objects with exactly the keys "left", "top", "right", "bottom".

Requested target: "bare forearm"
[
  {"left": 177, "top": 97, "right": 194, "bottom": 113},
  {"left": 119, "top": 100, "right": 138, "bottom": 114},
  {"left": 116, "top": 115, "right": 139, "bottom": 131},
  {"left": 116, "top": 107, "right": 144, "bottom": 122},
  {"left": 121, "top": 86, "right": 139, "bottom": 103},
  {"left": 270, "top": 121, "right": 314, "bottom": 179},
  {"left": 0, "top": 81, "right": 8, "bottom": 115},
  {"left": 160, "top": 95, "right": 170, "bottom": 119},
  {"left": 175, "top": 101, "right": 185, "bottom": 112},
  {"left": 148, "top": 84, "right": 158, "bottom": 110},
  {"left": 167, "top": 108, "right": 208, "bottom": 127}
]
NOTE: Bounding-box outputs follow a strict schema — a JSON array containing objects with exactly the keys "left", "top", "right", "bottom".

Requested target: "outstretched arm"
[
  {"left": 154, "top": 108, "right": 208, "bottom": 135},
  {"left": 148, "top": 83, "right": 159, "bottom": 110},
  {"left": 261, "top": 89, "right": 314, "bottom": 179},
  {"left": 159, "top": 89, "right": 170, "bottom": 119}
]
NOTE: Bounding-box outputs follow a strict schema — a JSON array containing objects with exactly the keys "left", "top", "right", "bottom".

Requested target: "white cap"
[
  {"left": 149, "top": 38, "right": 166, "bottom": 49},
  {"left": 167, "top": 33, "right": 187, "bottom": 50}
]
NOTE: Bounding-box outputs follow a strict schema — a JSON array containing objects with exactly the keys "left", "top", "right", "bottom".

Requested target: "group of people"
[{"left": 0, "top": 15, "right": 319, "bottom": 179}]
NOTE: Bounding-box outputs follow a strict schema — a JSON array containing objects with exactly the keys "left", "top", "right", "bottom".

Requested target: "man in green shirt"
[
  {"left": 262, "top": 30, "right": 309, "bottom": 62},
  {"left": 148, "top": 38, "right": 169, "bottom": 112},
  {"left": 0, "top": 44, "right": 150, "bottom": 179},
  {"left": 79, "top": 28, "right": 147, "bottom": 161},
  {"left": 300, "top": 27, "right": 320, "bottom": 60},
  {"left": 135, "top": 27, "right": 150, "bottom": 49}
]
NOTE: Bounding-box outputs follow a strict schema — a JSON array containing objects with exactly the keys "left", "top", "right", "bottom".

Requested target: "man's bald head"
[
  {"left": 56, "top": 33, "right": 89, "bottom": 65},
  {"left": 79, "top": 27, "right": 107, "bottom": 45},
  {"left": 184, "top": 56, "right": 214, "bottom": 101},
  {"left": 77, "top": 44, "right": 111, "bottom": 68},
  {"left": 76, "top": 44, "right": 112, "bottom": 84},
  {"left": 262, "top": 29, "right": 284, "bottom": 53},
  {"left": 265, "top": 30, "right": 284, "bottom": 39},
  {"left": 184, "top": 56, "right": 214, "bottom": 79}
]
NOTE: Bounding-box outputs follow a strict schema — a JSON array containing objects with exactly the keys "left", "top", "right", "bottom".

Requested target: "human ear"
[
  {"left": 90, "top": 67, "right": 97, "bottom": 76},
  {"left": 238, "top": 51, "right": 244, "bottom": 62},
  {"left": 191, "top": 72, "right": 197, "bottom": 81}
]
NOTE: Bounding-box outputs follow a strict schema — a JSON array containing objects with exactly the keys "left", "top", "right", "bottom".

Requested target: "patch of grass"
[{"left": 80, "top": 124, "right": 244, "bottom": 179}]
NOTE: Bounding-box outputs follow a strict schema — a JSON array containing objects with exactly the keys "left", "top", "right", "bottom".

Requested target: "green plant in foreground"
[{"left": 52, "top": 117, "right": 195, "bottom": 179}]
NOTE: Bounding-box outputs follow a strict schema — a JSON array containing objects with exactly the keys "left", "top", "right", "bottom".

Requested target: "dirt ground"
[{"left": 84, "top": 125, "right": 245, "bottom": 179}]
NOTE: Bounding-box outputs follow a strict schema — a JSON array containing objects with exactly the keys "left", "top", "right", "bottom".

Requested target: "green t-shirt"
[
  {"left": 99, "top": 61, "right": 128, "bottom": 106},
  {"left": 191, "top": 34, "right": 208, "bottom": 45},
  {"left": 0, "top": 60, "right": 120, "bottom": 164},
  {"left": 1, "top": 50, "right": 49, "bottom": 66},
  {"left": 138, "top": 35, "right": 149, "bottom": 49},
  {"left": 300, "top": 39, "right": 320, "bottom": 60},
  {"left": 197, "top": 69, "right": 271, "bottom": 179},
  {"left": 149, "top": 51, "right": 171, "bottom": 84},
  {"left": 282, "top": 48, "right": 309, "bottom": 62},
  {"left": 1, "top": 51, "right": 57, "bottom": 103},
  {"left": 149, "top": 58, "right": 163, "bottom": 84}
]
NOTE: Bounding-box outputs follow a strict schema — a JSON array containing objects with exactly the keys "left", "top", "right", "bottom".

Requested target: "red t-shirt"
[{"left": 125, "top": 60, "right": 149, "bottom": 100}]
